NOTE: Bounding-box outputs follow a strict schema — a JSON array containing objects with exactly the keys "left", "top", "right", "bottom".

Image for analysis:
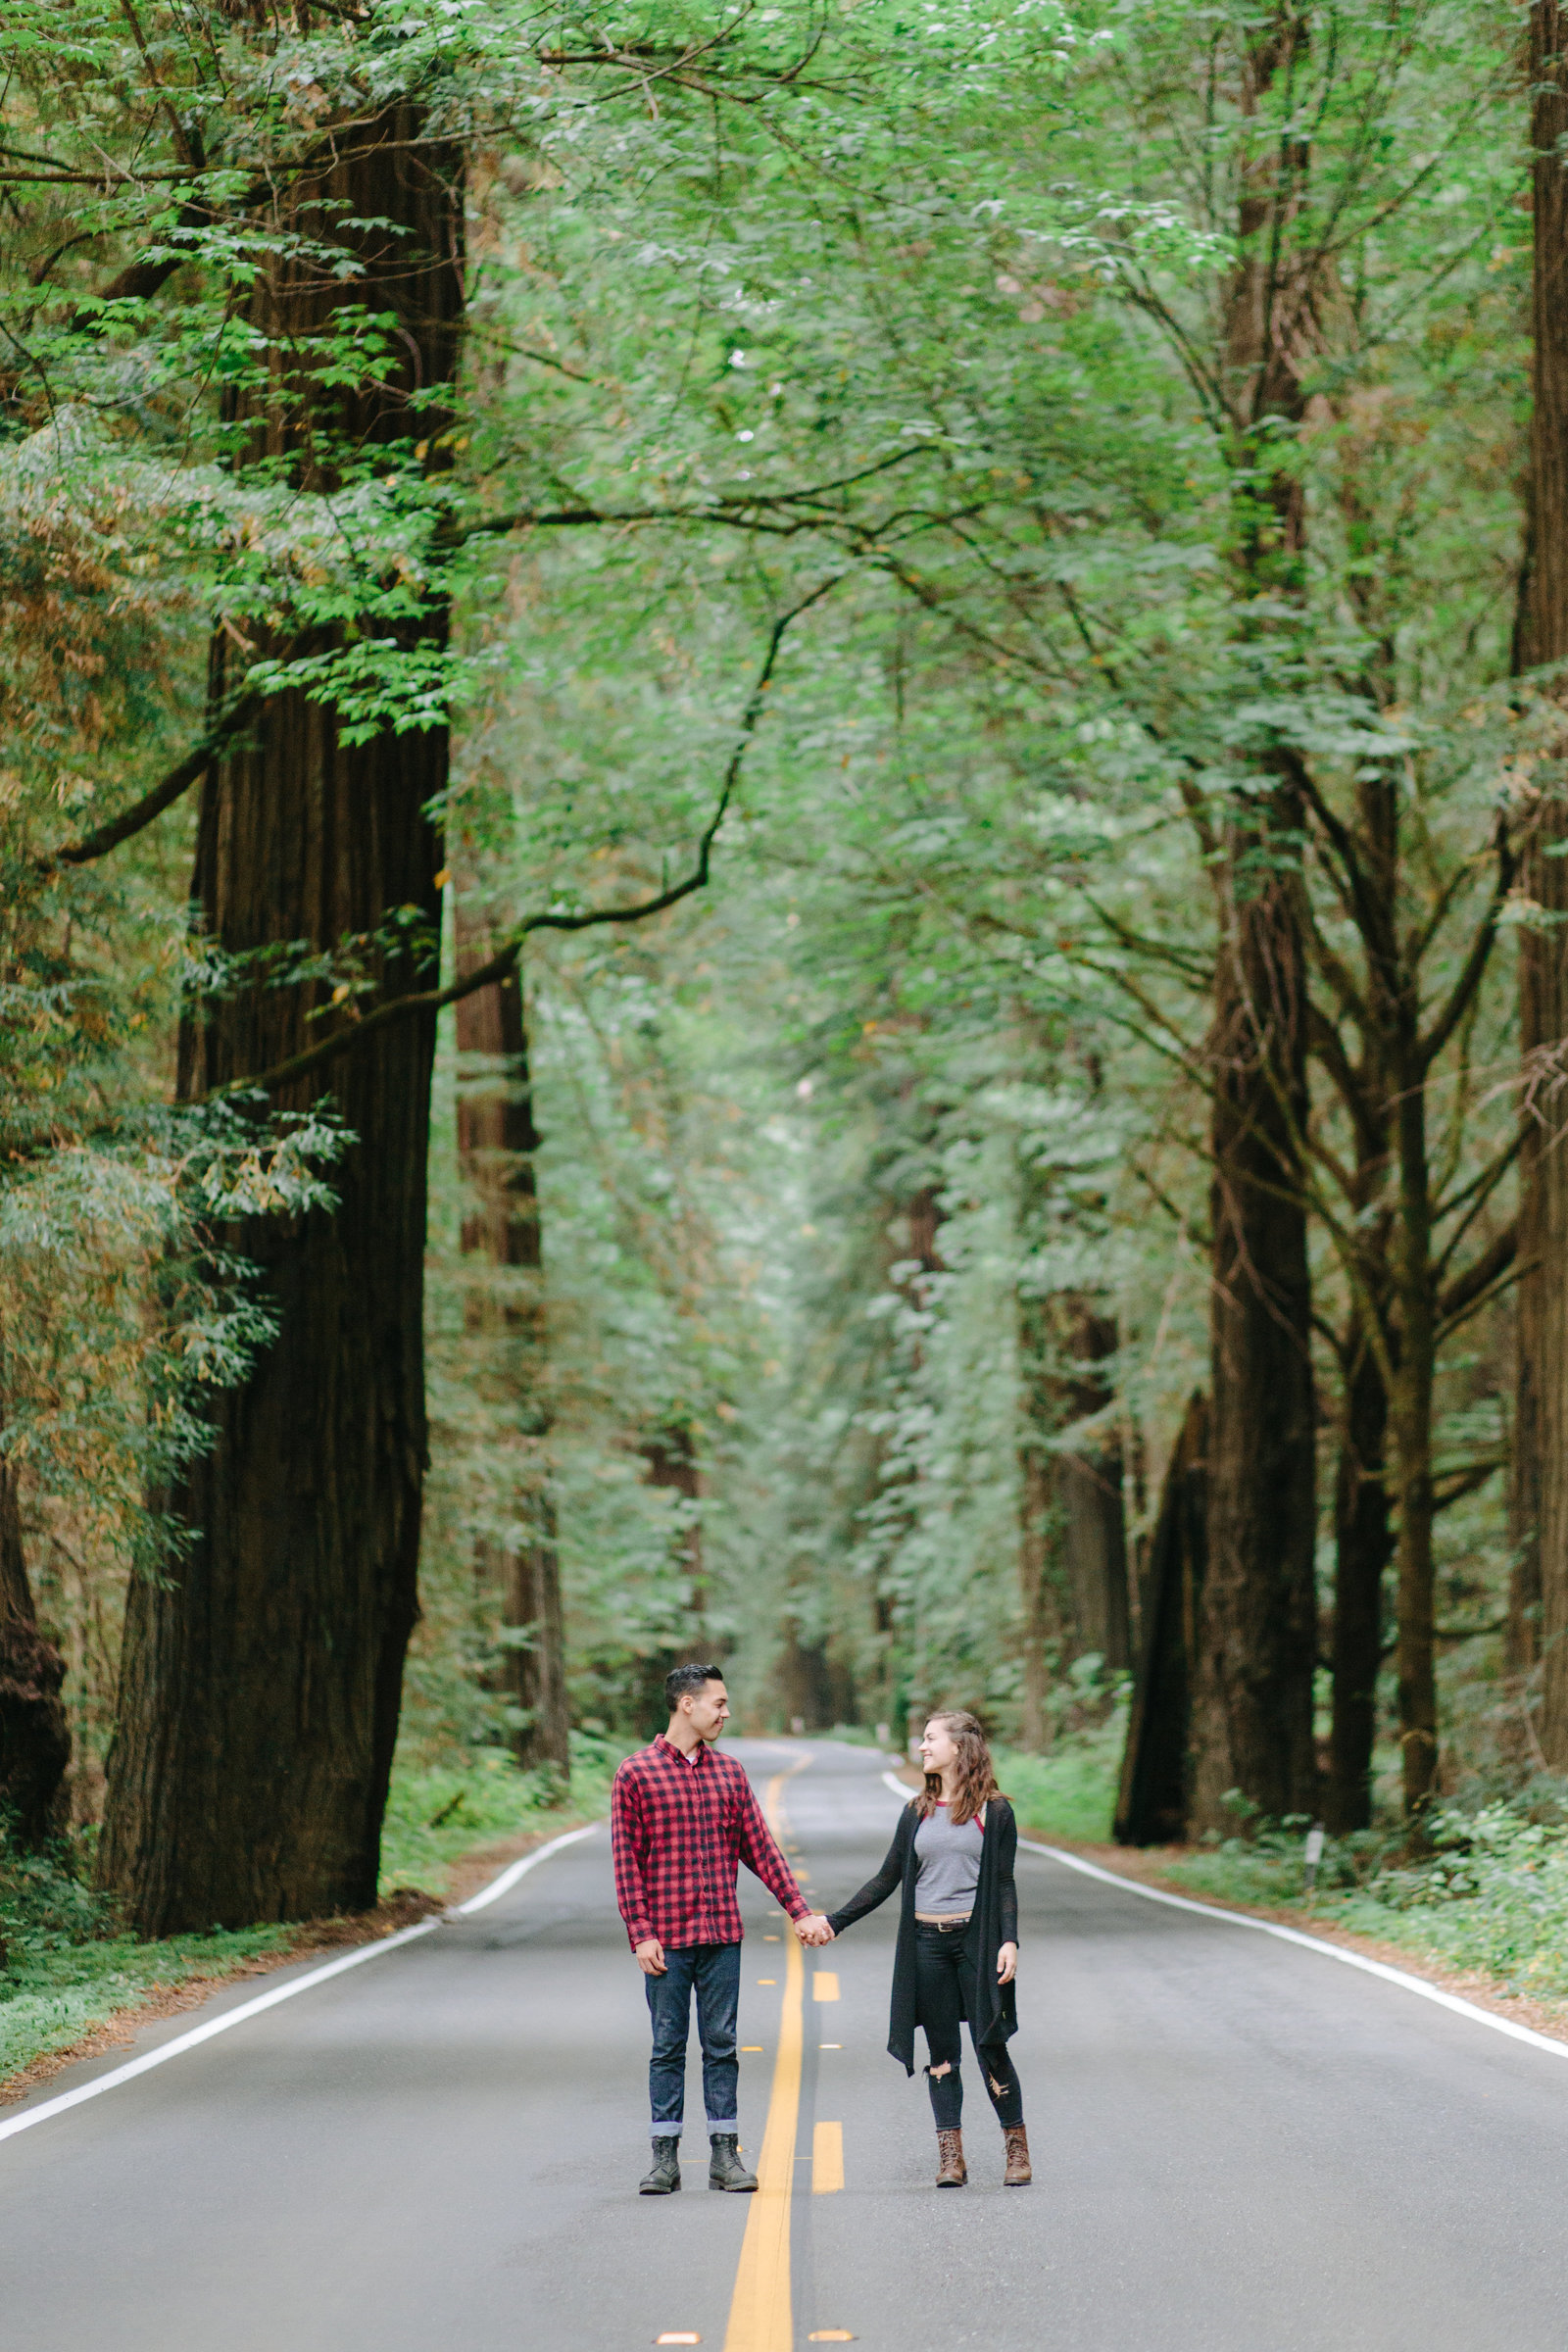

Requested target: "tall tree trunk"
[
  {"left": 644, "top": 1422, "right": 705, "bottom": 1639},
  {"left": 1326, "top": 1314, "right": 1392, "bottom": 1832},
  {"left": 455, "top": 909, "right": 569, "bottom": 1781},
  {"left": 1519, "top": 0, "right": 1568, "bottom": 1764},
  {"left": 1116, "top": 1394, "right": 1207, "bottom": 1845},
  {"left": 100, "top": 110, "right": 464, "bottom": 1934},
  {"left": 1389, "top": 1014, "right": 1442, "bottom": 1819},
  {"left": 1015, "top": 1293, "right": 1129, "bottom": 1747},
  {"left": 1014, "top": 1304, "right": 1064, "bottom": 1751},
  {"left": 1194, "top": 800, "right": 1320, "bottom": 1834},
  {"left": 0, "top": 1388, "right": 70, "bottom": 1846},
  {"left": 1190, "top": 5, "right": 1320, "bottom": 1836},
  {"left": 775, "top": 1629, "right": 851, "bottom": 1733},
  {"left": 1054, "top": 1302, "right": 1131, "bottom": 1674}
]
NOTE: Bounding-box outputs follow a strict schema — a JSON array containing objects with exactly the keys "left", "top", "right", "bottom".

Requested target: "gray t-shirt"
[{"left": 913, "top": 1801, "right": 984, "bottom": 1916}]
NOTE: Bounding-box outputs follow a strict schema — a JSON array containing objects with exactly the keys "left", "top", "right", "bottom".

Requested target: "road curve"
[{"left": 3, "top": 1737, "right": 1568, "bottom": 2349}]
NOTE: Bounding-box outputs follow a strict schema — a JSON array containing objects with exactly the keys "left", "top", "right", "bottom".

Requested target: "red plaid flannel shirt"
[{"left": 611, "top": 1735, "right": 810, "bottom": 1949}]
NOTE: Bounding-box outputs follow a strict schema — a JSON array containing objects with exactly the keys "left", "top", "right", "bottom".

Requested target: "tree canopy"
[{"left": 0, "top": 0, "right": 1560, "bottom": 1922}]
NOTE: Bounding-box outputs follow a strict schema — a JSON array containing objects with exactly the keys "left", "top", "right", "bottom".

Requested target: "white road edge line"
[
  {"left": 452, "top": 1821, "right": 603, "bottom": 1916},
  {"left": 879, "top": 1769, "right": 1568, "bottom": 2063},
  {"left": 0, "top": 1819, "right": 607, "bottom": 2147}
]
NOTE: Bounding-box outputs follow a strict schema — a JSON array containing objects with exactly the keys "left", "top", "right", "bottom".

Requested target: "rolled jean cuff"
[
  {"left": 651, "top": 2122, "right": 683, "bottom": 2138},
  {"left": 706, "top": 2118, "right": 738, "bottom": 2134}
]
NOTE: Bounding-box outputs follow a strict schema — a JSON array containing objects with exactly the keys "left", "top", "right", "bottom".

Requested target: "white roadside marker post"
[{"left": 1302, "top": 1823, "right": 1326, "bottom": 1902}]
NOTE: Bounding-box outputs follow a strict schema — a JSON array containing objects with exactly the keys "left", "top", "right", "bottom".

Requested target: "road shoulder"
[
  {"left": 0, "top": 1809, "right": 607, "bottom": 2108},
  {"left": 1024, "top": 1828, "right": 1568, "bottom": 2051}
]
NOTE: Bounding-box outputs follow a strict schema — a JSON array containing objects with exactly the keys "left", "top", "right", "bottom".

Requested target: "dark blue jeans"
[{"left": 645, "top": 1941, "right": 741, "bottom": 2139}]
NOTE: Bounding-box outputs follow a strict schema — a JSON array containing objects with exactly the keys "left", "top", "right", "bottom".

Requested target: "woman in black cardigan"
[{"left": 822, "top": 1710, "right": 1030, "bottom": 2188}]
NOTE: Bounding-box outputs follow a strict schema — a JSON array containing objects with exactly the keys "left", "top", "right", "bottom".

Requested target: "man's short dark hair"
[{"left": 665, "top": 1661, "right": 724, "bottom": 1711}]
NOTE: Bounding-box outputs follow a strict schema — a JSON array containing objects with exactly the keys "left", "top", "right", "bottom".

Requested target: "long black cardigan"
[{"left": 825, "top": 1796, "right": 1020, "bottom": 2074}]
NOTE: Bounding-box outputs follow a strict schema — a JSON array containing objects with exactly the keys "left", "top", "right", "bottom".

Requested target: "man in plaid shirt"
[{"left": 612, "top": 1661, "right": 832, "bottom": 2195}]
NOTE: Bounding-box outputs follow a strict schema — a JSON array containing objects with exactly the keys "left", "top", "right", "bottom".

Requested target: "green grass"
[
  {"left": 994, "top": 1715, "right": 1125, "bottom": 1843},
  {"left": 1146, "top": 1803, "right": 1568, "bottom": 2012},
  {"left": 378, "top": 1730, "right": 621, "bottom": 1893},
  {"left": 0, "top": 1842, "right": 296, "bottom": 2082},
  {"left": 0, "top": 1732, "right": 624, "bottom": 2088}
]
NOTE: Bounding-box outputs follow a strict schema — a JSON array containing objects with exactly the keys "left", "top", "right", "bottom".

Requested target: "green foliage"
[
  {"left": 1331, "top": 1805, "right": 1568, "bottom": 2001},
  {"left": 0, "top": 0, "right": 1544, "bottom": 1984},
  {"left": 995, "top": 1720, "right": 1126, "bottom": 1844},
  {"left": 1151, "top": 1800, "right": 1568, "bottom": 2016},
  {"left": 0, "top": 1834, "right": 293, "bottom": 2084},
  {"left": 378, "top": 1731, "right": 623, "bottom": 1891}
]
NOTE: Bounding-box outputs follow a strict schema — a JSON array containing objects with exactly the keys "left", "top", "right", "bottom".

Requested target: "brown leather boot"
[
  {"left": 935, "top": 2129, "right": 967, "bottom": 2186},
  {"left": 1003, "top": 2124, "right": 1032, "bottom": 2186}
]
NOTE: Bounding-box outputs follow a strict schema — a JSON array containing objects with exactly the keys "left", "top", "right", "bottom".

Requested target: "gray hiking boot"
[
  {"left": 640, "top": 2135, "right": 682, "bottom": 2194},
  {"left": 709, "top": 2133, "right": 759, "bottom": 2191}
]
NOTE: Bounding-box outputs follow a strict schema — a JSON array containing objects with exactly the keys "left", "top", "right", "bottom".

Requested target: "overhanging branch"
[
  {"left": 209, "top": 577, "right": 845, "bottom": 1102},
  {"left": 448, "top": 449, "right": 934, "bottom": 547},
  {"left": 47, "top": 694, "right": 260, "bottom": 868}
]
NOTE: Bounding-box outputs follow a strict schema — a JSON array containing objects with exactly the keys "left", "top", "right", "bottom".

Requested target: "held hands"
[
  {"left": 997, "top": 1941, "right": 1018, "bottom": 1984},
  {"left": 795, "top": 1913, "right": 835, "bottom": 1947},
  {"left": 635, "top": 1937, "right": 667, "bottom": 1976}
]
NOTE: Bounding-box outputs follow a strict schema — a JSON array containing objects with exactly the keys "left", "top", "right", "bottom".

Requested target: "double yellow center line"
[{"left": 722, "top": 1766, "right": 808, "bottom": 2352}]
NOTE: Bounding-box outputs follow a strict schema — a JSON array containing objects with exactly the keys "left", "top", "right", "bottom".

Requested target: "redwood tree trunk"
[
  {"left": 1327, "top": 1317, "right": 1392, "bottom": 1832},
  {"left": 1054, "top": 1302, "right": 1130, "bottom": 1674},
  {"left": 1193, "top": 790, "right": 1319, "bottom": 1833},
  {"left": 1115, "top": 1394, "right": 1207, "bottom": 1845},
  {"left": 1189, "top": 7, "right": 1320, "bottom": 1835},
  {"left": 644, "top": 1422, "right": 705, "bottom": 1633},
  {"left": 455, "top": 912, "right": 569, "bottom": 1781},
  {"left": 1015, "top": 1292, "right": 1129, "bottom": 1745},
  {"left": 0, "top": 1391, "right": 70, "bottom": 1846},
  {"left": 1389, "top": 1015, "right": 1442, "bottom": 1819},
  {"left": 1519, "top": 0, "right": 1568, "bottom": 1764},
  {"left": 99, "top": 111, "right": 464, "bottom": 1934},
  {"left": 1015, "top": 1284, "right": 1065, "bottom": 1749}
]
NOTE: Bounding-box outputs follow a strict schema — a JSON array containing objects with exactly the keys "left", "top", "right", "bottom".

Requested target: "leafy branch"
[{"left": 209, "top": 576, "right": 846, "bottom": 1102}]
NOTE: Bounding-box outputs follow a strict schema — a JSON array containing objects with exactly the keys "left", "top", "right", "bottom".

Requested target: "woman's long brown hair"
[{"left": 915, "top": 1709, "right": 1002, "bottom": 1829}]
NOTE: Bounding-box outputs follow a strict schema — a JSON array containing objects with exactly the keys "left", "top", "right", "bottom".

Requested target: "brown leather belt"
[{"left": 915, "top": 1912, "right": 972, "bottom": 1930}]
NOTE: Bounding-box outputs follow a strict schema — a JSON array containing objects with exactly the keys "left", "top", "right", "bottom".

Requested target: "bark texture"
[
  {"left": 0, "top": 1396, "right": 70, "bottom": 1846},
  {"left": 1193, "top": 805, "right": 1319, "bottom": 1834},
  {"left": 1014, "top": 1397, "right": 1059, "bottom": 1751},
  {"left": 1188, "top": 4, "right": 1320, "bottom": 1835},
  {"left": 774, "top": 1633, "right": 853, "bottom": 1732},
  {"left": 644, "top": 1424, "right": 704, "bottom": 1623},
  {"left": 1115, "top": 1395, "right": 1207, "bottom": 1845},
  {"left": 1519, "top": 0, "right": 1568, "bottom": 1763},
  {"left": 455, "top": 912, "right": 569, "bottom": 1780},
  {"left": 1054, "top": 1303, "right": 1130, "bottom": 1675},
  {"left": 1326, "top": 1319, "right": 1392, "bottom": 1833},
  {"left": 99, "top": 111, "right": 464, "bottom": 1934},
  {"left": 1016, "top": 1293, "right": 1130, "bottom": 1748}
]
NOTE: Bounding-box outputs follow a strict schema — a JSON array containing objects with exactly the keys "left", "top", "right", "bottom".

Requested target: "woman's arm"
[
  {"left": 995, "top": 1800, "right": 1018, "bottom": 1949},
  {"left": 824, "top": 1813, "right": 909, "bottom": 1934}
]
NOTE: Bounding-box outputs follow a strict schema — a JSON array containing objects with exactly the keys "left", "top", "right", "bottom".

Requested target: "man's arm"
[
  {"left": 735, "top": 1781, "right": 812, "bottom": 1922},
  {"left": 611, "top": 1765, "right": 657, "bottom": 1951}
]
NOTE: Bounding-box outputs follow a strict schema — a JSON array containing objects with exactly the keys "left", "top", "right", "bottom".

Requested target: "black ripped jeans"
[{"left": 915, "top": 1921, "right": 1024, "bottom": 2132}]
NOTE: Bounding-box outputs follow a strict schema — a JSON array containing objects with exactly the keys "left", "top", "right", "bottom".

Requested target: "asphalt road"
[{"left": 5, "top": 1737, "right": 1568, "bottom": 2350}]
